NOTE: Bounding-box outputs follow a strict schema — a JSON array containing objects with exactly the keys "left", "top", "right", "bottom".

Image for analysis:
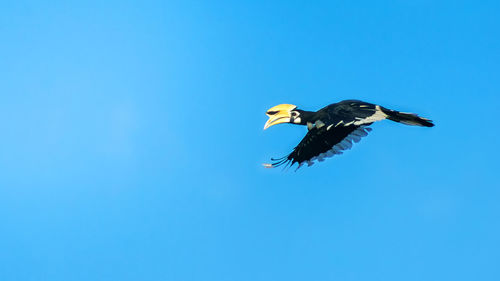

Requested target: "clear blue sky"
[{"left": 1, "top": 1, "right": 499, "bottom": 280}]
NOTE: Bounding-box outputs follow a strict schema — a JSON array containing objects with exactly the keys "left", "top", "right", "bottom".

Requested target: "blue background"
[{"left": 1, "top": 1, "right": 499, "bottom": 280}]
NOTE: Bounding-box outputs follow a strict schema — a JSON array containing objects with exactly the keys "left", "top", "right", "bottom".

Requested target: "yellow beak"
[{"left": 263, "top": 104, "right": 297, "bottom": 130}]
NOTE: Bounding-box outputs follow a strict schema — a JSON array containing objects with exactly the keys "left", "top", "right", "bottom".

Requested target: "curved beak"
[
  {"left": 263, "top": 104, "right": 297, "bottom": 130},
  {"left": 263, "top": 114, "right": 291, "bottom": 130}
]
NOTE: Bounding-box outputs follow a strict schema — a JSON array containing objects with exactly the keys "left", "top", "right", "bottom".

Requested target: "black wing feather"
[
  {"left": 319, "top": 100, "right": 379, "bottom": 126},
  {"left": 270, "top": 124, "right": 371, "bottom": 168}
]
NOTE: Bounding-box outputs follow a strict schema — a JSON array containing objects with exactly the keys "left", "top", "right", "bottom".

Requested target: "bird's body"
[{"left": 263, "top": 100, "right": 434, "bottom": 169}]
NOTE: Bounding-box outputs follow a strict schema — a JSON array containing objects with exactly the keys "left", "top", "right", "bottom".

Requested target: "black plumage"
[{"left": 264, "top": 100, "right": 434, "bottom": 169}]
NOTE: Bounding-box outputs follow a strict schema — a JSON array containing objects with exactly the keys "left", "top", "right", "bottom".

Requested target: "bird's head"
[{"left": 264, "top": 104, "right": 300, "bottom": 129}]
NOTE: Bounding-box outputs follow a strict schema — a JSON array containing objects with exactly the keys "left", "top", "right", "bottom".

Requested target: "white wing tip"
[{"left": 262, "top": 163, "right": 274, "bottom": 168}]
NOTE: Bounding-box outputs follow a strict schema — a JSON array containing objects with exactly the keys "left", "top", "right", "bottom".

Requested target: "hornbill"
[{"left": 263, "top": 100, "right": 434, "bottom": 169}]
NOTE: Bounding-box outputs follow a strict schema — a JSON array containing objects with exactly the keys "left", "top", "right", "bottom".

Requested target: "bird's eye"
[
  {"left": 267, "top": 111, "right": 279, "bottom": 115},
  {"left": 291, "top": 111, "right": 298, "bottom": 117}
]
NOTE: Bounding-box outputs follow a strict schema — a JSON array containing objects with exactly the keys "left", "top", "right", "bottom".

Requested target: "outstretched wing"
[{"left": 266, "top": 124, "right": 372, "bottom": 169}]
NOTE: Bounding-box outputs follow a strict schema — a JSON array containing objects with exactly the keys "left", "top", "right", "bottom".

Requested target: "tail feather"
[{"left": 381, "top": 107, "right": 434, "bottom": 127}]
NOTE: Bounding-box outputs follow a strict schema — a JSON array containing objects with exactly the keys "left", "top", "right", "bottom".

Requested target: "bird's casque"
[{"left": 263, "top": 99, "right": 434, "bottom": 169}]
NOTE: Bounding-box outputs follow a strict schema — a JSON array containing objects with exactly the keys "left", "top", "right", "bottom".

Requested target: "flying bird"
[{"left": 263, "top": 100, "right": 434, "bottom": 169}]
